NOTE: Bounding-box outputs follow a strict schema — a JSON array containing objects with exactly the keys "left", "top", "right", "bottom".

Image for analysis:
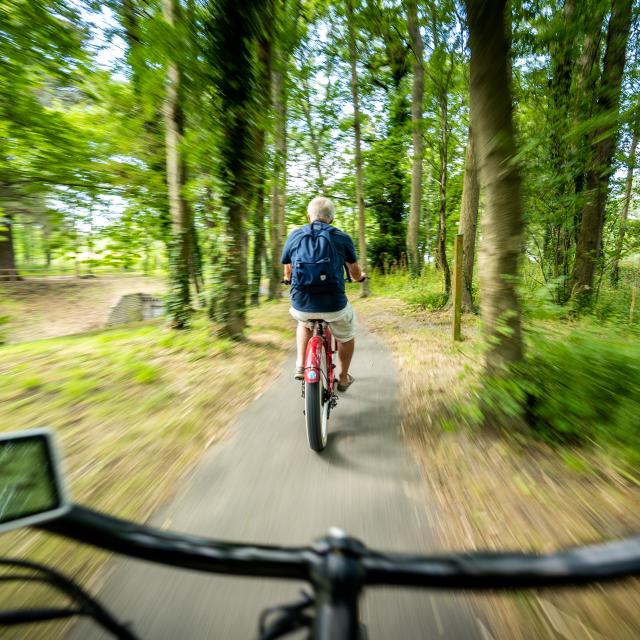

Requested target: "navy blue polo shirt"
[{"left": 281, "top": 222, "right": 357, "bottom": 312}]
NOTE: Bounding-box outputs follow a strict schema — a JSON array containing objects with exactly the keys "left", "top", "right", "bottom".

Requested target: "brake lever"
[
  {"left": 0, "top": 559, "right": 139, "bottom": 640},
  {"left": 258, "top": 590, "right": 314, "bottom": 640}
]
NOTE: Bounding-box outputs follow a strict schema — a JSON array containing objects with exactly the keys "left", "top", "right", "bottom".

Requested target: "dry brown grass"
[
  {"left": 356, "top": 296, "right": 640, "bottom": 640},
  {"left": 0, "top": 300, "right": 292, "bottom": 638},
  {"left": 1, "top": 275, "right": 166, "bottom": 343}
]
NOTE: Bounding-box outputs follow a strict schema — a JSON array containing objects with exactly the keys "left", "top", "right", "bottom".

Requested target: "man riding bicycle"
[{"left": 281, "top": 196, "right": 366, "bottom": 392}]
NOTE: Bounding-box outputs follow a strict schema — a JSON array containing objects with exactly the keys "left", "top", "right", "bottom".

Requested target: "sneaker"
[{"left": 294, "top": 366, "right": 304, "bottom": 380}]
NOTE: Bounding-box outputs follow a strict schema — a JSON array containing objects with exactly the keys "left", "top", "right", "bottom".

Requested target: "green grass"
[
  {"left": 368, "top": 267, "right": 445, "bottom": 298},
  {"left": 366, "top": 266, "right": 479, "bottom": 311}
]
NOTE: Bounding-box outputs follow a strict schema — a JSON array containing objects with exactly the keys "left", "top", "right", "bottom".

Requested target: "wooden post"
[{"left": 453, "top": 233, "right": 463, "bottom": 341}]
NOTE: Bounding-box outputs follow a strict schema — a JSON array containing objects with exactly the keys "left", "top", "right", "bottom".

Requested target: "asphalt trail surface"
[{"left": 69, "top": 326, "right": 487, "bottom": 639}]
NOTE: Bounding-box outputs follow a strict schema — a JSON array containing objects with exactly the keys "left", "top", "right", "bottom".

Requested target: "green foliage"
[
  {"left": 0, "top": 314, "right": 8, "bottom": 345},
  {"left": 474, "top": 325, "right": 640, "bottom": 470},
  {"left": 405, "top": 290, "right": 448, "bottom": 311},
  {"left": 370, "top": 266, "right": 446, "bottom": 306},
  {"left": 131, "top": 362, "right": 161, "bottom": 384}
]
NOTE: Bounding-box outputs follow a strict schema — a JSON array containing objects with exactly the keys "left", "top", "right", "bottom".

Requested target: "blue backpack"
[{"left": 291, "top": 222, "right": 342, "bottom": 292}]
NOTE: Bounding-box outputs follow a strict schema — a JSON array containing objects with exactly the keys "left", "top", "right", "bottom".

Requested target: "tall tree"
[
  {"left": 406, "top": 0, "right": 424, "bottom": 278},
  {"left": 346, "top": 0, "right": 369, "bottom": 296},
  {"left": 611, "top": 108, "right": 639, "bottom": 286},
  {"left": 299, "top": 71, "right": 326, "bottom": 193},
  {"left": 0, "top": 215, "right": 18, "bottom": 281},
  {"left": 364, "top": 2, "right": 410, "bottom": 270},
  {"left": 545, "top": 0, "right": 578, "bottom": 301},
  {"left": 250, "top": 27, "right": 274, "bottom": 306},
  {"left": 114, "top": 0, "right": 173, "bottom": 249},
  {"left": 571, "top": 0, "right": 633, "bottom": 304},
  {"left": 163, "top": 0, "right": 192, "bottom": 328},
  {"left": 268, "top": 51, "right": 287, "bottom": 300},
  {"left": 427, "top": 1, "right": 459, "bottom": 295},
  {"left": 0, "top": 1, "right": 88, "bottom": 280},
  {"left": 465, "top": 0, "right": 524, "bottom": 372},
  {"left": 571, "top": 3, "right": 607, "bottom": 198},
  {"left": 458, "top": 127, "right": 480, "bottom": 313},
  {"left": 205, "top": 0, "right": 268, "bottom": 338},
  {"left": 119, "top": 0, "right": 143, "bottom": 89},
  {"left": 267, "top": 0, "right": 301, "bottom": 300}
]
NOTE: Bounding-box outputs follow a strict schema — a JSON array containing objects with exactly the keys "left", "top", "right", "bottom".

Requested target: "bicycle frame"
[{"left": 303, "top": 321, "right": 336, "bottom": 389}]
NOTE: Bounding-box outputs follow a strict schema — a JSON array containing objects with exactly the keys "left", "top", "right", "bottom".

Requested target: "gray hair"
[{"left": 307, "top": 196, "right": 335, "bottom": 223}]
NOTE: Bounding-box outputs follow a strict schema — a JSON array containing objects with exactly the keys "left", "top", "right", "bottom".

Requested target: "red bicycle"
[{"left": 301, "top": 319, "right": 338, "bottom": 452}]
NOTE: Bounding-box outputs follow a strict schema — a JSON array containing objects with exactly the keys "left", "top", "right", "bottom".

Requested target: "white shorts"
[{"left": 289, "top": 303, "right": 356, "bottom": 342}]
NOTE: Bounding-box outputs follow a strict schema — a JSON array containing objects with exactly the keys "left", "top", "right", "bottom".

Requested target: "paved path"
[{"left": 70, "top": 327, "right": 486, "bottom": 639}]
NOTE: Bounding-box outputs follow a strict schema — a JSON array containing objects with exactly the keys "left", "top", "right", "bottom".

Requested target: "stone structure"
[{"left": 106, "top": 293, "right": 165, "bottom": 327}]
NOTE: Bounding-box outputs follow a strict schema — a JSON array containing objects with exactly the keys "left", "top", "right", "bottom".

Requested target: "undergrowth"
[
  {"left": 368, "top": 266, "right": 640, "bottom": 474},
  {"left": 367, "top": 267, "right": 453, "bottom": 310},
  {"left": 466, "top": 323, "right": 640, "bottom": 475}
]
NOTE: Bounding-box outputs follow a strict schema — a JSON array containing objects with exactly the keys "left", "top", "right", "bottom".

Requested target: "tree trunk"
[
  {"left": 437, "top": 91, "right": 451, "bottom": 295},
  {"left": 430, "top": 7, "right": 453, "bottom": 295},
  {"left": 189, "top": 214, "right": 203, "bottom": 298},
  {"left": 182, "top": 160, "right": 203, "bottom": 299},
  {"left": 267, "top": 62, "right": 287, "bottom": 300},
  {"left": 611, "top": 114, "right": 639, "bottom": 286},
  {"left": 86, "top": 216, "right": 93, "bottom": 275},
  {"left": 43, "top": 217, "right": 51, "bottom": 269},
  {"left": 346, "top": 0, "right": 369, "bottom": 297},
  {"left": 221, "top": 192, "right": 249, "bottom": 338},
  {"left": 206, "top": 0, "right": 266, "bottom": 338},
  {"left": 0, "top": 213, "right": 19, "bottom": 281},
  {"left": 406, "top": 0, "right": 423, "bottom": 278},
  {"left": 251, "top": 181, "right": 266, "bottom": 305},
  {"left": 301, "top": 76, "right": 326, "bottom": 193},
  {"left": 250, "top": 34, "right": 272, "bottom": 306},
  {"left": 465, "top": 0, "right": 525, "bottom": 373},
  {"left": 545, "top": 0, "right": 577, "bottom": 301},
  {"left": 571, "top": 5, "right": 606, "bottom": 247},
  {"left": 571, "top": 0, "right": 632, "bottom": 305},
  {"left": 163, "top": 0, "right": 191, "bottom": 328},
  {"left": 121, "top": 0, "right": 142, "bottom": 84},
  {"left": 458, "top": 128, "right": 480, "bottom": 313}
]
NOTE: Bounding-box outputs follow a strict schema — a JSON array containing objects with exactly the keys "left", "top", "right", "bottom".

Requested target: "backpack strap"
[
  {"left": 316, "top": 227, "right": 339, "bottom": 264},
  {"left": 290, "top": 222, "right": 337, "bottom": 253}
]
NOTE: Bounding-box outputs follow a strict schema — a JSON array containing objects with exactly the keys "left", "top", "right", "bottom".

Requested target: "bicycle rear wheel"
[{"left": 305, "top": 344, "right": 329, "bottom": 452}]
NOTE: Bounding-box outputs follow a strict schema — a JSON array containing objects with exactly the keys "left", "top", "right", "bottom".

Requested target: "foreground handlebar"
[
  {"left": 40, "top": 506, "right": 311, "bottom": 581},
  {"left": 40, "top": 506, "right": 640, "bottom": 590},
  {"left": 363, "top": 536, "right": 640, "bottom": 589}
]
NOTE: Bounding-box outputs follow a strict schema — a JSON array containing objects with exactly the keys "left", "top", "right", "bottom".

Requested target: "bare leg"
[
  {"left": 296, "top": 322, "right": 312, "bottom": 368},
  {"left": 337, "top": 338, "right": 355, "bottom": 384}
]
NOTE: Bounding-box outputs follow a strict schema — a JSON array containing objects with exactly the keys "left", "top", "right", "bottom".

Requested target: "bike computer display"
[{"left": 0, "top": 429, "right": 70, "bottom": 533}]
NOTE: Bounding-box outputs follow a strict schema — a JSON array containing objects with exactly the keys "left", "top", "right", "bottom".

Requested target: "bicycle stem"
[{"left": 310, "top": 529, "right": 365, "bottom": 640}]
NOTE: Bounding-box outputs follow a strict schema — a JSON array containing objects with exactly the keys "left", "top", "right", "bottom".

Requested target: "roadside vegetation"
[
  {"left": 356, "top": 273, "right": 640, "bottom": 639},
  {"left": 364, "top": 267, "right": 640, "bottom": 473},
  {"left": 0, "top": 300, "right": 291, "bottom": 639}
]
